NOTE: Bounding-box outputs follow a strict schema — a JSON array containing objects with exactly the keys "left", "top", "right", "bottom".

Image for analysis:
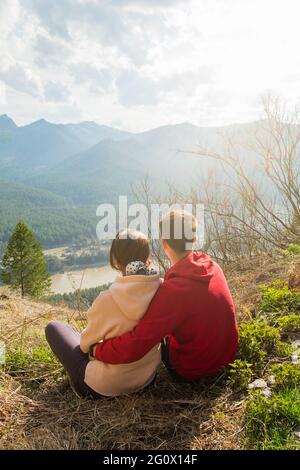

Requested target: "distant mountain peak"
[
  {"left": 0, "top": 114, "right": 17, "bottom": 130},
  {"left": 81, "top": 120, "right": 100, "bottom": 127},
  {"left": 31, "top": 118, "right": 48, "bottom": 126},
  {"left": 21, "top": 118, "right": 57, "bottom": 132},
  {"left": 175, "top": 121, "right": 196, "bottom": 127}
]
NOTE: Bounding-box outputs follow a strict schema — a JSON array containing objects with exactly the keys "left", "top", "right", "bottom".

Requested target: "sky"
[{"left": 0, "top": 0, "right": 300, "bottom": 132}]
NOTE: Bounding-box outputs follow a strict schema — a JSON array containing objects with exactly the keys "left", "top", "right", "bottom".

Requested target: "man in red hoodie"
[{"left": 94, "top": 210, "right": 239, "bottom": 382}]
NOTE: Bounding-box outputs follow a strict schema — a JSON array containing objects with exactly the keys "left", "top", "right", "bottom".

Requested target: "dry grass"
[
  {"left": 225, "top": 253, "right": 289, "bottom": 321},
  {"left": 0, "top": 252, "right": 292, "bottom": 450},
  {"left": 0, "top": 365, "right": 245, "bottom": 450}
]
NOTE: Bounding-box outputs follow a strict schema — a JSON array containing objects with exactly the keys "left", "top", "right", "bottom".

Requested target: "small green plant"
[
  {"left": 4, "top": 346, "right": 57, "bottom": 371},
  {"left": 258, "top": 280, "right": 300, "bottom": 315},
  {"left": 4, "top": 348, "right": 30, "bottom": 372},
  {"left": 245, "top": 387, "right": 300, "bottom": 449},
  {"left": 278, "top": 314, "right": 300, "bottom": 335},
  {"left": 283, "top": 244, "right": 300, "bottom": 256},
  {"left": 2, "top": 345, "right": 60, "bottom": 388},
  {"left": 239, "top": 319, "right": 290, "bottom": 370},
  {"left": 228, "top": 359, "right": 254, "bottom": 388},
  {"left": 271, "top": 363, "right": 300, "bottom": 389}
]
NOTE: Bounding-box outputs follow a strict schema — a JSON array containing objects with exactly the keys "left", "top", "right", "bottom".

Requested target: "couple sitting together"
[{"left": 45, "top": 210, "right": 239, "bottom": 398}]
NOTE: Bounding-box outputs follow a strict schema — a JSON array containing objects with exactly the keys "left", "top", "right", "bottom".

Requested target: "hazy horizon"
[{"left": 1, "top": 111, "right": 264, "bottom": 134}]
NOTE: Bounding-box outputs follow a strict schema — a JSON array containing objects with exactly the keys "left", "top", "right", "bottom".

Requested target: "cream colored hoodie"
[{"left": 80, "top": 273, "right": 161, "bottom": 396}]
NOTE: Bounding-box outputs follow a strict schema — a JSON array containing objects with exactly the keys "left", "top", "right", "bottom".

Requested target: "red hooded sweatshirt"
[{"left": 95, "top": 251, "right": 239, "bottom": 380}]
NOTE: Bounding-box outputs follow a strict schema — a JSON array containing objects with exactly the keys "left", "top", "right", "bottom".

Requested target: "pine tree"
[{"left": 1, "top": 220, "right": 51, "bottom": 298}]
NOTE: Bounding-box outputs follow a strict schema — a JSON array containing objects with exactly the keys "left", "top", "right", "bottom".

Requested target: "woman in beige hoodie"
[{"left": 45, "top": 229, "right": 161, "bottom": 398}]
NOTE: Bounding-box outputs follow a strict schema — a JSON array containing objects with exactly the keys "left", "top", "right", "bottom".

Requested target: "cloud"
[
  {"left": 114, "top": 65, "right": 216, "bottom": 108},
  {"left": 69, "top": 63, "right": 114, "bottom": 93},
  {"left": 23, "top": 0, "right": 72, "bottom": 39},
  {"left": 1, "top": 0, "right": 300, "bottom": 130},
  {"left": 23, "top": 0, "right": 177, "bottom": 65},
  {"left": 116, "top": 70, "right": 160, "bottom": 107},
  {"left": 33, "top": 34, "right": 71, "bottom": 68},
  {"left": 0, "top": 0, "right": 19, "bottom": 41},
  {"left": 202, "top": 87, "right": 232, "bottom": 105},
  {"left": 44, "top": 81, "right": 72, "bottom": 102},
  {"left": 113, "top": 0, "right": 184, "bottom": 7},
  {"left": 0, "top": 61, "right": 42, "bottom": 98},
  {"left": 161, "top": 66, "right": 216, "bottom": 96}
]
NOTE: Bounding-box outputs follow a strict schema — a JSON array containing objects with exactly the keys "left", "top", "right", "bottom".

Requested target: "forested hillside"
[{"left": 0, "top": 180, "right": 97, "bottom": 255}]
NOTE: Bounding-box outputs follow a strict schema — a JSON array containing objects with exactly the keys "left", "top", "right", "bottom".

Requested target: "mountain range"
[
  {"left": 0, "top": 114, "right": 262, "bottom": 248},
  {"left": 1, "top": 113, "right": 254, "bottom": 200}
]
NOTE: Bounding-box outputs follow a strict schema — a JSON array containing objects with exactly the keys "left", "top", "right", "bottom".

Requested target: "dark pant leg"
[
  {"left": 161, "top": 337, "right": 194, "bottom": 384},
  {"left": 45, "top": 320, "right": 102, "bottom": 399}
]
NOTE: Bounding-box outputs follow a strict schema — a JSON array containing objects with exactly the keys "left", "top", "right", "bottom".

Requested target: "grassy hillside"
[{"left": 0, "top": 250, "right": 299, "bottom": 450}]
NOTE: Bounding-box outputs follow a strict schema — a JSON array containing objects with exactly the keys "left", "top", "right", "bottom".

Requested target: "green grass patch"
[
  {"left": 258, "top": 280, "right": 300, "bottom": 315},
  {"left": 227, "top": 359, "right": 254, "bottom": 389},
  {"left": 283, "top": 244, "right": 300, "bottom": 256},
  {"left": 239, "top": 319, "right": 291, "bottom": 371},
  {"left": 277, "top": 314, "right": 300, "bottom": 335},
  {"left": 245, "top": 387, "right": 300, "bottom": 449},
  {"left": 271, "top": 363, "right": 300, "bottom": 389},
  {"left": 2, "top": 344, "right": 61, "bottom": 389}
]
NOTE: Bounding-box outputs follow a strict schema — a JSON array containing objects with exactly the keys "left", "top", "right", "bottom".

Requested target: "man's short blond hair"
[{"left": 159, "top": 210, "right": 198, "bottom": 253}]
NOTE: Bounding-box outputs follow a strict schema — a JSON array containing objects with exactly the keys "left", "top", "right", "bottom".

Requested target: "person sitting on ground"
[
  {"left": 45, "top": 229, "right": 161, "bottom": 398},
  {"left": 93, "top": 210, "right": 239, "bottom": 383}
]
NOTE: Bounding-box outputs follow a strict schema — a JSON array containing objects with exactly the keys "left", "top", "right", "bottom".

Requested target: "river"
[{"left": 50, "top": 265, "right": 117, "bottom": 294}]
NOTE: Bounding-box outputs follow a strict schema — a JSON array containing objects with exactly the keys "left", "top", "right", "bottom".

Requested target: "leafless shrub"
[{"left": 189, "top": 94, "right": 300, "bottom": 262}]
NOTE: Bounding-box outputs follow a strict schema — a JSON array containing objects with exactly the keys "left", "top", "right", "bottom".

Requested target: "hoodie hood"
[
  {"left": 109, "top": 274, "right": 160, "bottom": 321},
  {"left": 165, "top": 251, "right": 214, "bottom": 283}
]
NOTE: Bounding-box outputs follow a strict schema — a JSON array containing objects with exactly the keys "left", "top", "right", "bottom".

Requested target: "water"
[{"left": 51, "top": 265, "right": 116, "bottom": 294}]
